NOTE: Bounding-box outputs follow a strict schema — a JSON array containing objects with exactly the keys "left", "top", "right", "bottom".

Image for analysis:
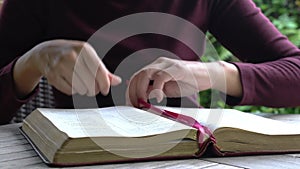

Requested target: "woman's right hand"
[{"left": 13, "top": 40, "right": 122, "bottom": 98}]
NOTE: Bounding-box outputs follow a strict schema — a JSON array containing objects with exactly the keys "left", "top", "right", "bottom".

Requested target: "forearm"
[
  {"left": 194, "top": 61, "right": 242, "bottom": 98},
  {"left": 211, "top": 61, "right": 242, "bottom": 98}
]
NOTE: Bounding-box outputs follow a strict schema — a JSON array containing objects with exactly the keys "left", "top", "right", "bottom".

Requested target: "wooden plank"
[
  {"left": 267, "top": 114, "right": 300, "bottom": 126},
  {"left": 0, "top": 134, "right": 24, "bottom": 141},
  {"left": 287, "top": 153, "right": 300, "bottom": 158},
  {"left": 70, "top": 159, "right": 243, "bottom": 169},
  {"left": 0, "top": 132, "right": 22, "bottom": 138},
  {"left": 0, "top": 150, "right": 38, "bottom": 162},
  {"left": 0, "top": 156, "right": 244, "bottom": 169},
  {"left": 204, "top": 164, "right": 244, "bottom": 169},
  {"left": 0, "top": 156, "right": 44, "bottom": 168},
  {"left": 0, "top": 123, "right": 21, "bottom": 138},
  {"left": 206, "top": 155, "right": 300, "bottom": 169},
  {"left": 0, "top": 138, "right": 27, "bottom": 148},
  {"left": 0, "top": 144, "right": 32, "bottom": 154},
  {"left": 0, "top": 125, "right": 22, "bottom": 136}
]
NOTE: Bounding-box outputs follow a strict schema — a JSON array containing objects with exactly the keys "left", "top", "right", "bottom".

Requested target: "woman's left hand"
[{"left": 127, "top": 57, "right": 212, "bottom": 107}]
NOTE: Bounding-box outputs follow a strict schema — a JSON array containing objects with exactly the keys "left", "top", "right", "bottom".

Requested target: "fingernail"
[
  {"left": 115, "top": 76, "right": 122, "bottom": 83},
  {"left": 157, "top": 95, "right": 163, "bottom": 103}
]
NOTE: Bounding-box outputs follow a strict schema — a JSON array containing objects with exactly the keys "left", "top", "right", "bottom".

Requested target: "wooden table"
[{"left": 1, "top": 114, "right": 300, "bottom": 169}]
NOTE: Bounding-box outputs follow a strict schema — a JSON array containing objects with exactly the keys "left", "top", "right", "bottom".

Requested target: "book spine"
[{"left": 138, "top": 99, "right": 217, "bottom": 157}]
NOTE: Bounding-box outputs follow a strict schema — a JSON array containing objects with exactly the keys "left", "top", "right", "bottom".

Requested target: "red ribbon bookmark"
[{"left": 138, "top": 99, "right": 215, "bottom": 149}]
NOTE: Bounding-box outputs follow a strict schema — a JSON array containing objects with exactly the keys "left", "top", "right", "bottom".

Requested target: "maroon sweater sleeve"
[
  {"left": 0, "top": 58, "right": 38, "bottom": 124},
  {"left": 0, "top": 0, "right": 44, "bottom": 124},
  {"left": 209, "top": 0, "right": 300, "bottom": 107}
]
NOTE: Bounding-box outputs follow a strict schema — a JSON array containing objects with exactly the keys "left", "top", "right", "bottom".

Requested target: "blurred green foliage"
[{"left": 200, "top": 0, "right": 300, "bottom": 114}]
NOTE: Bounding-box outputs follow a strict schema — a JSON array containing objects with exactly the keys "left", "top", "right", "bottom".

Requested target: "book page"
[
  {"left": 38, "top": 107, "right": 193, "bottom": 138},
  {"left": 161, "top": 107, "right": 300, "bottom": 135}
]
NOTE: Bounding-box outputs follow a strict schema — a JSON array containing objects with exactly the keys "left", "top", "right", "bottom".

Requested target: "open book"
[{"left": 21, "top": 102, "right": 300, "bottom": 166}]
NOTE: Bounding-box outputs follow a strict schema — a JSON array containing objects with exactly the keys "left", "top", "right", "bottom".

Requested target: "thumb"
[{"left": 109, "top": 73, "right": 122, "bottom": 86}]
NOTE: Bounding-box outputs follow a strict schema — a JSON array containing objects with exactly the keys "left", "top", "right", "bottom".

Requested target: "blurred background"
[
  {"left": 201, "top": 0, "right": 300, "bottom": 114},
  {"left": 0, "top": 0, "right": 299, "bottom": 115}
]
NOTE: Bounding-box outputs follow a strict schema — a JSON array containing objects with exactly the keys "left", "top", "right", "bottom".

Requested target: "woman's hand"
[
  {"left": 127, "top": 57, "right": 211, "bottom": 107},
  {"left": 13, "top": 39, "right": 122, "bottom": 98},
  {"left": 127, "top": 57, "right": 242, "bottom": 107}
]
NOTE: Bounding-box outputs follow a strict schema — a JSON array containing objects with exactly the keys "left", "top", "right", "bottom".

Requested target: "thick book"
[{"left": 21, "top": 102, "right": 300, "bottom": 166}]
